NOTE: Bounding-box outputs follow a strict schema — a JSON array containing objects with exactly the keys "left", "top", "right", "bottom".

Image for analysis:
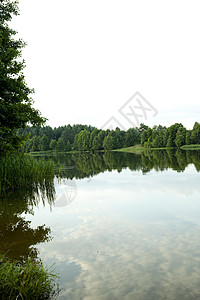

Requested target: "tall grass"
[
  {"left": 0, "top": 154, "right": 55, "bottom": 193},
  {"left": 0, "top": 254, "right": 59, "bottom": 300}
]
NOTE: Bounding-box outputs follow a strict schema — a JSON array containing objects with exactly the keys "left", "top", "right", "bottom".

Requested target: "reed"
[
  {"left": 0, "top": 254, "right": 59, "bottom": 300},
  {"left": 0, "top": 154, "right": 55, "bottom": 193}
]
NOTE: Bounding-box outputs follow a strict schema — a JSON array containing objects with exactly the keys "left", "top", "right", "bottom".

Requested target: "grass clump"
[
  {"left": 0, "top": 254, "right": 59, "bottom": 300},
  {"left": 0, "top": 154, "right": 55, "bottom": 193}
]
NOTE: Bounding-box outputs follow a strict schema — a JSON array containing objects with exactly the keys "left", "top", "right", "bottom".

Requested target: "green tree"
[
  {"left": 185, "top": 130, "right": 191, "bottom": 145},
  {"left": 0, "top": 0, "right": 46, "bottom": 152},
  {"left": 191, "top": 122, "right": 200, "bottom": 144},
  {"left": 151, "top": 135, "right": 161, "bottom": 148},
  {"left": 40, "top": 134, "right": 49, "bottom": 151},
  {"left": 30, "top": 136, "right": 40, "bottom": 152},
  {"left": 166, "top": 123, "right": 183, "bottom": 148},
  {"left": 141, "top": 131, "right": 148, "bottom": 145},
  {"left": 56, "top": 137, "right": 65, "bottom": 152},
  {"left": 103, "top": 133, "right": 114, "bottom": 150},
  {"left": 139, "top": 123, "right": 149, "bottom": 133},
  {"left": 166, "top": 135, "right": 173, "bottom": 148},
  {"left": 74, "top": 130, "right": 90, "bottom": 151},
  {"left": 49, "top": 139, "right": 57, "bottom": 150},
  {"left": 113, "top": 128, "right": 125, "bottom": 149},
  {"left": 125, "top": 128, "right": 140, "bottom": 147},
  {"left": 89, "top": 128, "right": 99, "bottom": 149},
  {"left": 92, "top": 130, "right": 105, "bottom": 150},
  {"left": 66, "top": 140, "right": 71, "bottom": 151},
  {"left": 61, "top": 125, "right": 74, "bottom": 145},
  {"left": 175, "top": 127, "right": 186, "bottom": 148},
  {"left": 163, "top": 129, "right": 169, "bottom": 147}
]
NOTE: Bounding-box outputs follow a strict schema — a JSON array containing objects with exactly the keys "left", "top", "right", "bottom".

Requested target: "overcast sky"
[{"left": 12, "top": 0, "right": 200, "bottom": 129}]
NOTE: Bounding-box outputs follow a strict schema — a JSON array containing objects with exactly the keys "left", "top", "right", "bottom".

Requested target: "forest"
[{"left": 17, "top": 121, "right": 200, "bottom": 152}]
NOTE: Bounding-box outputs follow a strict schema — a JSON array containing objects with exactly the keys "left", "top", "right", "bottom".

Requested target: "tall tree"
[
  {"left": 0, "top": 0, "right": 46, "bottom": 152},
  {"left": 73, "top": 130, "right": 90, "bottom": 151},
  {"left": 103, "top": 133, "right": 114, "bottom": 150},
  {"left": 175, "top": 127, "right": 186, "bottom": 148},
  {"left": 56, "top": 137, "right": 65, "bottom": 151},
  {"left": 92, "top": 130, "right": 105, "bottom": 150},
  {"left": 125, "top": 128, "right": 140, "bottom": 147},
  {"left": 166, "top": 123, "right": 183, "bottom": 148},
  {"left": 191, "top": 122, "right": 200, "bottom": 144},
  {"left": 49, "top": 139, "right": 57, "bottom": 150},
  {"left": 185, "top": 130, "right": 191, "bottom": 145},
  {"left": 65, "top": 140, "right": 71, "bottom": 151},
  {"left": 40, "top": 134, "right": 49, "bottom": 151}
]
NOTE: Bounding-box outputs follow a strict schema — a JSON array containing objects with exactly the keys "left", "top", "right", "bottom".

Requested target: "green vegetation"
[
  {"left": 140, "top": 122, "right": 200, "bottom": 149},
  {"left": 17, "top": 125, "right": 142, "bottom": 152},
  {"left": 0, "top": 154, "right": 55, "bottom": 193},
  {"left": 181, "top": 144, "right": 200, "bottom": 150},
  {"left": 0, "top": 2, "right": 200, "bottom": 298},
  {"left": 0, "top": 254, "right": 59, "bottom": 300},
  {"left": 17, "top": 121, "right": 200, "bottom": 153},
  {"left": 0, "top": 3, "right": 59, "bottom": 298},
  {"left": 114, "top": 144, "right": 145, "bottom": 153},
  {"left": 0, "top": 0, "right": 46, "bottom": 153}
]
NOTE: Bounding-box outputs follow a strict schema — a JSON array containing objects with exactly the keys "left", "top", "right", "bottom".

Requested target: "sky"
[{"left": 11, "top": 0, "right": 200, "bottom": 130}]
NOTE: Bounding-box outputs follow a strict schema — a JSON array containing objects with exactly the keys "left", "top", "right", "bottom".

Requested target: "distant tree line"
[
  {"left": 17, "top": 124, "right": 142, "bottom": 152},
  {"left": 141, "top": 122, "right": 200, "bottom": 148},
  {"left": 17, "top": 122, "right": 200, "bottom": 152}
]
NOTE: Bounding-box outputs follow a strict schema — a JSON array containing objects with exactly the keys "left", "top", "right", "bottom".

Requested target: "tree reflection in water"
[
  {"left": 54, "top": 149, "right": 200, "bottom": 180},
  {"left": 0, "top": 179, "right": 55, "bottom": 261}
]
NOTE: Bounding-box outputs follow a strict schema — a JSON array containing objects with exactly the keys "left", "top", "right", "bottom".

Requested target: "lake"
[{"left": 1, "top": 150, "right": 200, "bottom": 300}]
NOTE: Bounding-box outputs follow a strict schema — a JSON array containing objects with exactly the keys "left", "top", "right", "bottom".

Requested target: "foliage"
[
  {"left": 0, "top": 153, "right": 55, "bottom": 193},
  {"left": 18, "top": 124, "right": 142, "bottom": 152},
  {"left": 0, "top": 0, "right": 46, "bottom": 152},
  {"left": 49, "top": 139, "right": 57, "bottom": 150},
  {"left": 17, "top": 121, "right": 200, "bottom": 152},
  {"left": 56, "top": 137, "right": 65, "bottom": 152},
  {"left": 191, "top": 122, "right": 200, "bottom": 144},
  {"left": 0, "top": 254, "right": 59, "bottom": 300},
  {"left": 140, "top": 123, "right": 200, "bottom": 149},
  {"left": 103, "top": 132, "right": 115, "bottom": 150},
  {"left": 73, "top": 130, "right": 90, "bottom": 151}
]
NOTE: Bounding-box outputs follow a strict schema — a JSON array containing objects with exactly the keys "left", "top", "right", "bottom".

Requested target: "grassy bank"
[
  {"left": 0, "top": 154, "right": 54, "bottom": 193},
  {"left": 115, "top": 144, "right": 200, "bottom": 153},
  {"left": 0, "top": 254, "right": 59, "bottom": 300},
  {"left": 113, "top": 145, "right": 173, "bottom": 153},
  {"left": 114, "top": 145, "right": 145, "bottom": 153},
  {"left": 181, "top": 144, "right": 200, "bottom": 150}
]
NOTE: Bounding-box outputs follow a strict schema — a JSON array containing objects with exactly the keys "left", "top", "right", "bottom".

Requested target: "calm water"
[{"left": 1, "top": 150, "right": 200, "bottom": 299}]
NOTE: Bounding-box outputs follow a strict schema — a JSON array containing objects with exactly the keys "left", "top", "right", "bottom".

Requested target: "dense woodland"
[{"left": 17, "top": 121, "right": 200, "bottom": 152}]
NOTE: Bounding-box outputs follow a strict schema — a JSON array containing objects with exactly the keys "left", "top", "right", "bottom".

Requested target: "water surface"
[{"left": 1, "top": 150, "right": 200, "bottom": 299}]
